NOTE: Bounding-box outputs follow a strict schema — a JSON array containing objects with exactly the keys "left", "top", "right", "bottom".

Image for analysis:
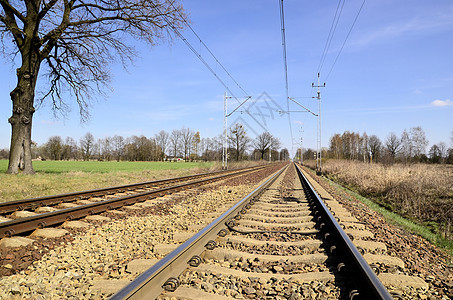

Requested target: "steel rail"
[
  {"left": 294, "top": 164, "right": 393, "bottom": 299},
  {"left": 0, "top": 165, "right": 266, "bottom": 214},
  {"left": 0, "top": 165, "right": 270, "bottom": 239},
  {"left": 110, "top": 164, "right": 288, "bottom": 299}
]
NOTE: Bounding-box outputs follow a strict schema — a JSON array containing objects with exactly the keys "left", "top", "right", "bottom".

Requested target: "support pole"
[
  {"left": 269, "top": 147, "right": 272, "bottom": 163},
  {"left": 223, "top": 92, "right": 228, "bottom": 170},
  {"left": 312, "top": 73, "right": 325, "bottom": 175}
]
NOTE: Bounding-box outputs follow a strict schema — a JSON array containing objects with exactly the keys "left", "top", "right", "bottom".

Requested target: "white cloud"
[
  {"left": 351, "top": 12, "right": 453, "bottom": 49},
  {"left": 431, "top": 99, "right": 453, "bottom": 107},
  {"left": 412, "top": 88, "right": 423, "bottom": 95},
  {"left": 294, "top": 120, "right": 304, "bottom": 125}
]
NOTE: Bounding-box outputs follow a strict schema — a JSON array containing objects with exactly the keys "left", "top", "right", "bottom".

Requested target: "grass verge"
[
  {"left": 0, "top": 160, "right": 214, "bottom": 173},
  {"left": 0, "top": 160, "right": 216, "bottom": 203},
  {"left": 0, "top": 160, "right": 265, "bottom": 203}
]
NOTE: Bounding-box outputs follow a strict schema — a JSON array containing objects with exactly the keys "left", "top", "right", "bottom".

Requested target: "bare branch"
[
  {"left": 0, "top": 0, "right": 26, "bottom": 23},
  {"left": 0, "top": 2, "right": 24, "bottom": 47},
  {"left": 40, "top": 0, "right": 73, "bottom": 58},
  {"left": 37, "top": 0, "right": 59, "bottom": 21},
  {"left": 3, "top": 0, "right": 187, "bottom": 122}
]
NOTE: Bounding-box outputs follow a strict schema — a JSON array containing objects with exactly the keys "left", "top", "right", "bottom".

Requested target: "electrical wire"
[
  {"left": 168, "top": 1, "right": 250, "bottom": 98},
  {"left": 317, "top": 0, "right": 346, "bottom": 74},
  {"left": 325, "top": 0, "right": 367, "bottom": 81},
  {"left": 154, "top": 2, "right": 267, "bottom": 131},
  {"left": 279, "top": 0, "right": 294, "bottom": 156}
]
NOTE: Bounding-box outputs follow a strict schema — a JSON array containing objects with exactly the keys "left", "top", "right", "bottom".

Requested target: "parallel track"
[
  {"left": 0, "top": 165, "right": 269, "bottom": 239},
  {"left": 111, "top": 163, "right": 394, "bottom": 299},
  {"left": 0, "top": 166, "right": 265, "bottom": 215}
]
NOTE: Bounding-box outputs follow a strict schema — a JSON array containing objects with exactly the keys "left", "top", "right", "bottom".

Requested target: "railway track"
[
  {"left": 0, "top": 165, "right": 268, "bottom": 239},
  {"left": 111, "top": 163, "right": 429, "bottom": 300}
]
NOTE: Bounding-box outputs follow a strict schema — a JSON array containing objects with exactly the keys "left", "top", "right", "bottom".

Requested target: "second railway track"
[
  {"left": 0, "top": 165, "right": 268, "bottom": 239},
  {"left": 112, "top": 163, "right": 430, "bottom": 300}
]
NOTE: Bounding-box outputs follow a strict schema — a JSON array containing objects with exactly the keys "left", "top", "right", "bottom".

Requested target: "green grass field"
[
  {"left": 0, "top": 160, "right": 215, "bottom": 203},
  {"left": 0, "top": 160, "right": 214, "bottom": 174}
]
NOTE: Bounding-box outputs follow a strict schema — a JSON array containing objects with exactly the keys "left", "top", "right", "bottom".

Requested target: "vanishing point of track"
[{"left": 111, "top": 163, "right": 412, "bottom": 300}]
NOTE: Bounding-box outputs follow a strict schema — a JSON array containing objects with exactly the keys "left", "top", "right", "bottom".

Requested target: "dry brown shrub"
[{"left": 320, "top": 160, "right": 453, "bottom": 238}]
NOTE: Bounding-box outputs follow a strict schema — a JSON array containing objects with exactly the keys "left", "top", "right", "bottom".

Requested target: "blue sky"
[{"left": 1, "top": 0, "right": 452, "bottom": 156}]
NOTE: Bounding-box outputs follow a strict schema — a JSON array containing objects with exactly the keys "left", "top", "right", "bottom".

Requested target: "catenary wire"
[
  {"left": 279, "top": 0, "right": 295, "bottom": 156},
  {"left": 168, "top": 1, "right": 250, "bottom": 98},
  {"left": 153, "top": 2, "right": 267, "bottom": 132},
  {"left": 317, "top": 0, "right": 346, "bottom": 74},
  {"left": 325, "top": 0, "right": 367, "bottom": 81}
]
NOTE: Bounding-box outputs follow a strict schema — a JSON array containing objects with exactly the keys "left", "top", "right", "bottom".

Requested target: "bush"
[
  {"left": 320, "top": 160, "right": 453, "bottom": 239},
  {"left": 0, "top": 149, "right": 9, "bottom": 160}
]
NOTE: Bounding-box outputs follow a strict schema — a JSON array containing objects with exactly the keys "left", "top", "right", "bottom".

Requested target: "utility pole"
[
  {"left": 269, "top": 146, "right": 272, "bottom": 163},
  {"left": 297, "top": 127, "right": 304, "bottom": 165},
  {"left": 222, "top": 94, "right": 252, "bottom": 169},
  {"left": 312, "top": 73, "right": 325, "bottom": 175},
  {"left": 223, "top": 92, "right": 228, "bottom": 170},
  {"left": 300, "top": 139, "right": 303, "bottom": 165},
  {"left": 300, "top": 127, "right": 304, "bottom": 165}
]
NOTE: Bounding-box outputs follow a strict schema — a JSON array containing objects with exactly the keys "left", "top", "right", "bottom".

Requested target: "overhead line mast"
[{"left": 312, "top": 73, "right": 325, "bottom": 175}]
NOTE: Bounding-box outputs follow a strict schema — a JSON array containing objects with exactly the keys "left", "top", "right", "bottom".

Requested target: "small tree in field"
[
  {"left": 1, "top": 0, "right": 187, "bottom": 174},
  {"left": 254, "top": 132, "right": 280, "bottom": 160},
  {"left": 228, "top": 123, "right": 250, "bottom": 161},
  {"left": 80, "top": 132, "right": 94, "bottom": 161}
]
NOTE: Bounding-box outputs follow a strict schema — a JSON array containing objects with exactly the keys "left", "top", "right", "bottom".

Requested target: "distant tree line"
[
  {"left": 0, "top": 125, "right": 290, "bottom": 163},
  {"left": 295, "top": 127, "right": 453, "bottom": 164}
]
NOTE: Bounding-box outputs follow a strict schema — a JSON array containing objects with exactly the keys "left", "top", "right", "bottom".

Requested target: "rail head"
[
  {"left": 110, "top": 164, "right": 288, "bottom": 299},
  {"left": 0, "top": 165, "right": 267, "bottom": 214},
  {"left": 0, "top": 165, "right": 272, "bottom": 239},
  {"left": 294, "top": 164, "right": 393, "bottom": 300}
]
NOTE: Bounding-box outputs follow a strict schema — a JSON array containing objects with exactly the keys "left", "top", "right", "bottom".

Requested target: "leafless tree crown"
[{"left": 0, "top": 0, "right": 187, "bottom": 119}]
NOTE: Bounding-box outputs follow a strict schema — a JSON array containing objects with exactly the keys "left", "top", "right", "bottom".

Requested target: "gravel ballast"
[{"left": 0, "top": 166, "right": 280, "bottom": 299}]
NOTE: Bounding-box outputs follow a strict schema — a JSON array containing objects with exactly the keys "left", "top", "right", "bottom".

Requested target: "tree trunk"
[{"left": 7, "top": 63, "right": 39, "bottom": 174}]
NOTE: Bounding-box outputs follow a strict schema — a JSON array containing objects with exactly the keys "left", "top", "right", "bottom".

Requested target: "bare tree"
[
  {"left": 400, "top": 129, "right": 413, "bottom": 163},
  {"left": 80, "top": 132, "right": 94, "bottom": 161},
  {"left": 361, "top": 132, "right": 369, "bottom": 162},
  {"left": 112, "top": 135, "right": 125, "bottom": 162},
  {"left": 429, "top": 144, "right": 441, "bottom": 163},
  {"left": 329, "top": 133, "right": 342, "bottom": 159},
  {"left": 410, "top": 126, "right": 428, "bottom": 159},
  {"left": 170, "top": 129, "right": 181, "bottom": 159},
  {"left": 279, "top": 148, "right": 289, "bottom": 161},
  {"left": 368, "top": 135, "right": 382, "bottom": 163},
  {"left": 191, "top": 132, "right": 201, "bottom": 159},
  {"left": 155, "top": 130, "right": 169, "bottom": 159},
  {"left": 385, "top": 132, "right": 401, "bottom": 160},
  {"left": 64, "top": 136, "right": 78, "bottom": 160},
  {"left": 45, "top": 136, "right": 63, "bottom": 160},
  {"left": 201, "top": 137, "right": 220, "bottom": 161},
  {"left": 101, "top": 137, "right": 112, "bottom": 161},
  {"left": 228, "top": 123, "right": 250, "bottom": 161},
  {"left": 438, "top": 142, "right": 447, "bottom": 163},
  {"left": 1, "top": 0, "right": 187, "bottom": 174},
  {"left": 254, "top": 132, "right": 280, "bottom": 160},
  {"left": 180, "top": 127, "right": 194, "bottom": 161}
]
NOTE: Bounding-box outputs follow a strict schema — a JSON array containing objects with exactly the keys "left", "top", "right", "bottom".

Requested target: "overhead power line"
[
  {"left": 156, "top": 2, "right": 266, "bottom": 131},
  {"left": 168, "top": 1, "right": 249, "bottom": 97},
  {"left": 317, "top": 0, "right": 346, "bottom": 74},
  {"left": 325, "top": 0, "right": 367, "bottom": 81},
  {"left": 279, "top": 0, "right": 294, "bottom": 155}
]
